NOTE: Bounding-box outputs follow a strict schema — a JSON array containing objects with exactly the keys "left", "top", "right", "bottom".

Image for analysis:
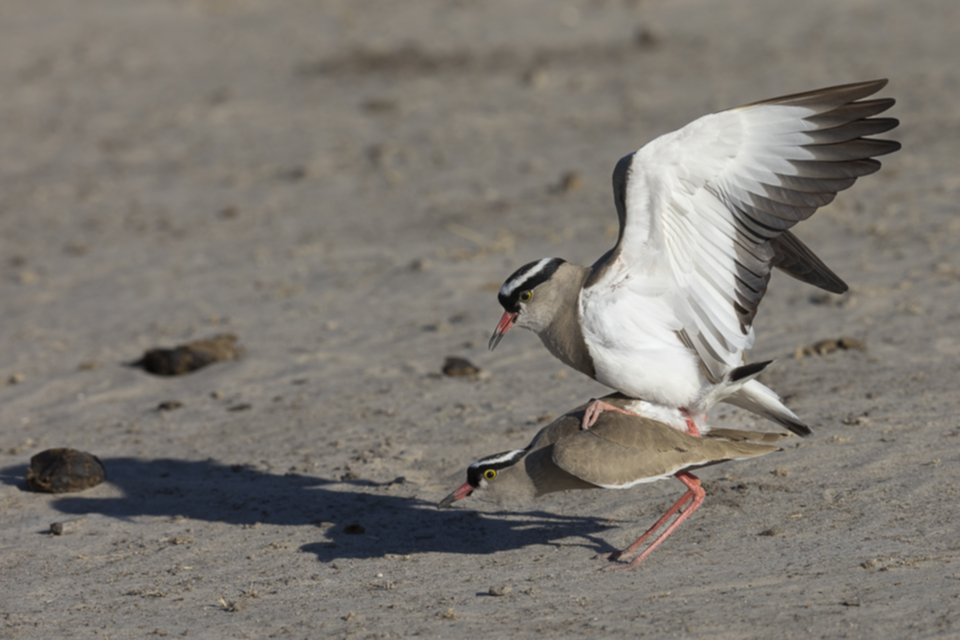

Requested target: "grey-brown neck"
[{"left": 535, "top": 262, "right": 596, "bottom": 378}]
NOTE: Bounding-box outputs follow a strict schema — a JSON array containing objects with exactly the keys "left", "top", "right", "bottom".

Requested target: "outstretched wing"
[{"left": 588, "top": 79, "right": 899, "bottom": 381}]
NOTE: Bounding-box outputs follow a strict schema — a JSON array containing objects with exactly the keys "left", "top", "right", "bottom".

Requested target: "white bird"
[{"left": 488, "top": 80, "right": 900, "bottom": 436}]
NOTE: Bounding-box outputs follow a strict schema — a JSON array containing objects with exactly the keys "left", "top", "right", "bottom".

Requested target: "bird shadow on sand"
[{"left": 0, "top": 457, "right": 619, "bottom": 561}]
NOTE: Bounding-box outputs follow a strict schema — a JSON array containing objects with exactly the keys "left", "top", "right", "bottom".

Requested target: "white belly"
[{"left": 581, "top": 289, "right": 705, "bottom": 407}]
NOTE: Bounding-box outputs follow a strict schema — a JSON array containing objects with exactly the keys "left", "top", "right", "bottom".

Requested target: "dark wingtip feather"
[
  {"left": 771, "top": 231, "right": 849, "bottom": 294},
  {"left": 739, "top": 79, "right": 891, "bottom": 111}
]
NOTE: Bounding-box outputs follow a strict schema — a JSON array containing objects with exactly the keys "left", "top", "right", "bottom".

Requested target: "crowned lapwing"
[
  {"left": 440, "top": 395, "right": 789, "bottom": 570},
  {"left": 488, "top": 80, "right": 899, "bottom": 436}
]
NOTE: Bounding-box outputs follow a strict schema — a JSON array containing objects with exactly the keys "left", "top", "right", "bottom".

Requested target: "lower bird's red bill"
[
  {"left": 437, "top": 481, "right": 473, "bottom": 509},
  {"left": 488, "top": 311, "right": 518, "bottom": 351}
]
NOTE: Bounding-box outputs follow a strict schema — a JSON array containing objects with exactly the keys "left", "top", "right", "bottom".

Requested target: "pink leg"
[
  {"left": 581, "top": 399, "right": 634, "bottom": 430},
  {"left": 602, "top": 472, "right": 706, "bottom": 571},
  {"left": 600, "top": 491, "right": 693, "bottom": 560}
]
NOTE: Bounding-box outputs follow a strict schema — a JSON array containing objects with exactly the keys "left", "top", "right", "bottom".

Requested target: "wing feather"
[{"left": 591, "top": 79, "right": 899, "bottom": 381}]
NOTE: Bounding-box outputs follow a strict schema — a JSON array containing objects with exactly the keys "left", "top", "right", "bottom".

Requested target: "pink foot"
[
  {"left": 679, "top": 408, "right": 702, "bottom": 438},
  {"left": 600, "top": 472, "right": 705, "bottom": 570},
  {"left": 581, "top": 399, "right": 634, "bottom": 430}
]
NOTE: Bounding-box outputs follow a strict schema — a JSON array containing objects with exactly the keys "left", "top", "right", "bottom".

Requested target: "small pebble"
[
  {"left": 135, "top": 334, "right": 244, "bottom": 376},
  {"left": 488, "top": 585, "right": 512, "bottom": 597},
  {"left": 50, "top": 518, "right": 89, "bottom": 535},
  {"left": 556, "top": 171, "right": 582, "bottom": 194},
  {"left": 795, "top": 337, "right": 864, "bottom": 358},
  {"left": 442, "top": 356, "right": 480, "bottom": 377}
]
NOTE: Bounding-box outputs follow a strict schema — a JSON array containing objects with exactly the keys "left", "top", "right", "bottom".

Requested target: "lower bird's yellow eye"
[
  {"left": 483, "top": 469, "right": 497, "bottom": 480},
  {"left": 519, "top": 291, "right": 532, "bottom": 303}
]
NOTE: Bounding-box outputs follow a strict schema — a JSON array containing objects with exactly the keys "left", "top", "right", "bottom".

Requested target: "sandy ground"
[{"left": 1, "top": 1, "right": 958, "bottom": 638}]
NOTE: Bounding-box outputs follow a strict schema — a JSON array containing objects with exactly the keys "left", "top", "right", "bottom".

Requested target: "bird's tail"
[{"left": 722, "top": 377, "right": 811, "bottom": 437}]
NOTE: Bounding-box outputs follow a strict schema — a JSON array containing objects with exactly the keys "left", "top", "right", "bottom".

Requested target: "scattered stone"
[
  {"left": 7, "top": 438, "right": 35, "bottom": 455},
  {"left": 7, "top": 373, "right": 24, "bottom": 385},
  {"left": 27, "top": 448, "right": 106, "bottom": 493},
  {"left": 555, "top": 171, "right": 582, "bottom": 194},
  {"left": 795, "top": 337, "right": 864, "bottom": 358},
  {"left": 63, "top": 241, "right": 89, "bottom": 256},
  {"left": 522, "top": 66, "right": 549, "bottom": 88},
  {"left": 361, "top": 97, "right": 398, "bottom": 113},
  {"left": 808, "top": 292, "right": 835, "bottom": 306},
  {"left": 227, "top": 403, "right": 252, "bottom": 412},
  {"left": 277, "top": 165, "right": 307, "bottom": 182},
  {"left": 634, "top": 26, "right": 660, "bottom": 48},
  {"left": 157, "top": 400, "right": 183, "bottom": 411},
  {"left": 759, "top": 526, "right": 784, "bottom": 537},
  {"left": 219, "top": 597, "right": 246, "bottom": 612},
  {"left": 408, "top": 258, "right": 434, "bottom": 272},
  {"left": 422, "top": 321, "right": 450, "bottom": 334},
  {"left": 135, "top": 334, "right": 244, "bottom": 376},
  {"left": 488, "top": 585, "right": 513, "bottom": 597},
  {"left": 442, "top": 356, "right": 480, "bottom": 377},
  {"left": 344, "top": 523, "right": 366, "bottom": 535},
  {"left": 50, "top": 518, "right": 89, "bottom": 535}
]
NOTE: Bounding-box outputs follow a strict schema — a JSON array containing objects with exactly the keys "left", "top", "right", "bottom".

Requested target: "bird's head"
[
  {"left": 437, "top": 448, "right": 529, "bottom": 508},
  {"left": 488, "top": 257, "right": 567, "bottom": 350}
]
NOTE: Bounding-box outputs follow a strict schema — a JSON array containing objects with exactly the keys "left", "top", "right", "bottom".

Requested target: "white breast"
[{"left": 579, "top": 275, "right": 705, "bottom": 408}]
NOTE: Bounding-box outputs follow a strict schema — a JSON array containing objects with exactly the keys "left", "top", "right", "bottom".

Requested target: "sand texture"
[{"left": 1, "top": 1, "right": 958, "bottom": 638}]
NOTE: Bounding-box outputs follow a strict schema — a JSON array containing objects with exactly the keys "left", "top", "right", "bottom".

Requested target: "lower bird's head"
[
  {"left": 488, "top": 257, "right": 567, "bottom": 350},
  {"left": 437, "top": 448, "right": 529, "bottom": 508}
]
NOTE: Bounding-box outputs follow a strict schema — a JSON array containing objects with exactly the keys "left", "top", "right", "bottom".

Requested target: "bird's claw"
[{"left": 581, "top": 399, "right": 633, "bottom": 430}]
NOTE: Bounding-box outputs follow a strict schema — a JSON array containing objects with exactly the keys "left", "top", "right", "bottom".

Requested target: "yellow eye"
[
  {"left": 483, "top": 469, "right": 497, "bottom": 480},
  {"left": 519, "top": 291, "right": 532, "bottom": 303}
]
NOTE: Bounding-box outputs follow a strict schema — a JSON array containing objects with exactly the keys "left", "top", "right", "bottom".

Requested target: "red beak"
[
  {"left": 438, "top": 481, "right": 474, "bottom": 509},
  {"left": 488, "top": 311, "right": 518, "bottom": 351}
]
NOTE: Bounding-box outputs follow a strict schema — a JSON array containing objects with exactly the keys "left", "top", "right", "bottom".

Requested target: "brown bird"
[{"left": 439, "top": 395, "right": 789, "bottom": 570}]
